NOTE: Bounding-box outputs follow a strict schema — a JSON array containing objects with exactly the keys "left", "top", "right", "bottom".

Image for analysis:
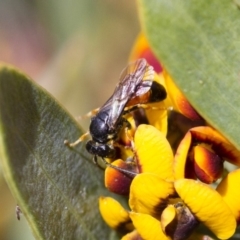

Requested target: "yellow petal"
[
  {"left": 216, "top": 168, "right": 240, "bottom": 223},
  {"left": 162, "top": 203, "right": 199, "bottom": 240},
  {"left": 175, "top": 179, "right": 236, "bottom": 239},
  {"left": 99, "top": 196, "right": 130, "bottom": 230},
  {"left": 118, "top": 115, "right": 136, "bottom": 147},
  {"left": 129, "top": 173, "right": 175, "bottom": 217},
  {"left": 129, "top": 212, "right": 171, "bottom": 240},
  {"left": 174, "top": 132, "right": 192, "bottom": 179},
  {"left": 161, "top": 205, "right": 176, "bottom": 232},
  {"left": 134, "top": 124, "right": 174, "bottom": 181},
  {"left": 121, "top": 230, "right": 141, "bottom": 240},
  {"left": 144, "top": 101, "right": 168, "bottom": 136}
]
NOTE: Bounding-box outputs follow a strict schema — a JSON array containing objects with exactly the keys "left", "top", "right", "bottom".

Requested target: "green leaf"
[
  {"left": 139, "top": 0, "right": 240, "bottom": 149},
  {"left": 0, "top": 64, "right": 112, "bottom": 239}
]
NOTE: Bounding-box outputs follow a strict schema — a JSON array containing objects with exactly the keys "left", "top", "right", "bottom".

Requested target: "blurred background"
[{"left": 0, "top": 0, "right": 139, "bottom": 238}]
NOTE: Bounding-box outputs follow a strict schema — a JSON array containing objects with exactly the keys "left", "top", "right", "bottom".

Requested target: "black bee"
[{"left": 66, "top": 58, "right": 167, "bottom": 162}]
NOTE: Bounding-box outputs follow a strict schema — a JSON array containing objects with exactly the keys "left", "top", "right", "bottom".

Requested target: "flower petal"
[
  {"left": 161, "top": 203, "right": 199, "bottom": 240},
  {"left": 174, "top": 132, "right": 192, "bottom": 179},
  {"left": 134, "top": 124, "right": 174, "bottom": 180},
  {"left": 144, "top": 101, "right": 168, "bottom": 136},
  {"left": 129, "top": 33, "right": 163, "bottom": 74},
  {"left": 161, "top": 205, "right": 176, "bottom": 232},
  {"left": 190, "top": 126, "right": 240, "bottom": 166},
  {"left": 174, "top": 126, "right": 240, "bottom": 181},
  {"left": 193, "top": 145, "right": 223, "bottom": 183},
  {"left": 105, "top": 159, "right": 137, "bottom": 195},
  {"left": 121, "top": 230, "right": 142, "bottom": 240},
  {"left": 163, "top": 70, "right": 202, "bottom": 120},
  {"left": 99, "top": 197, "right": 131, "bottom": 230},
  {"left": 129, "top": 212, "right": 171, "bottom": 240},
  {"left": 175, "top": 179, "right": 236, "bottom": 239},
  {"left": 129, "top": 173, "right": 175, "bottom": 217},
  {"left": 216, "top": 168, "right": 240, "bottom": 224},
  {"left": 118, "top": 115, "right": 137, "bottom": 147}
]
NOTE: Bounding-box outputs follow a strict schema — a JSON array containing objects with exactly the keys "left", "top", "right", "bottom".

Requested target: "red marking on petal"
[
  {"left": 185, "top": 156, "right": 196, "bottom": 180},
  {"left": 190, "top": 127, "right": 240, "bottom": 166},
  {"left": 138, "top": 49, "right": 163, "bottom": 74},
  {"left": 129, "top": 33, "right": 163, "bottom": 74},
  {"left": 193, "top": 145, "right": 224, "bottom": 184},
  {"left": 105, "top": 159, "right": 137, "bottom": 195},
  {"left": 175, "top": 94, "right": 202, "bottom": 121}
]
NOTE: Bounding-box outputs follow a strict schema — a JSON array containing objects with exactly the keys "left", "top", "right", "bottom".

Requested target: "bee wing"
[
  {"left": 100, "top": 58, "right": 154, "bottom": 128},
  {"left": 119, "top": 58, "right": 156, "bottom": 98}
]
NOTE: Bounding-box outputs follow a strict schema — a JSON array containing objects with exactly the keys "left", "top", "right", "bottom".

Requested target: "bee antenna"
[{"left": 101, "top": 158, "right": 137, "bottom": 178}]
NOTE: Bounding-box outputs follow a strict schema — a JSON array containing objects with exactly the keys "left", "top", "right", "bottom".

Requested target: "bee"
[{"left": 65, "top": 58, "right": 167, "bottom": 164}]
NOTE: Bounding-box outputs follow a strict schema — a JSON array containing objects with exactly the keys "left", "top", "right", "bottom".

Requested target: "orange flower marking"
[
  {"left": 174, "top": 126, "right": 240, "bottom": 183},
  {"left": 190, "top": 127, "right": 240, "bottom": 166},
  {"left": 193, "top": 145, "right": 223, "bottom": 183},
  {"left": 163, "top": 70, "right": 202, "bottom": 121},
  {"left": 105, "top": 159, "right": 137, "bottom": 195},
  {"left": 129, "top": 33, "right": 163, "bottom": 74}
]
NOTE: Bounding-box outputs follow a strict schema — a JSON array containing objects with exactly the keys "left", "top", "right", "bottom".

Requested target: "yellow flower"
[
  {"left": 174, "top": 126, "right": 240, "bottom": 183},
  {"left": 100, "top": 125, "right": 237, "bottom": 239},
  {"left": 100, "top": 174, "right": 237, "bottom": 239},
  {"left": 129, "top": 172, "right": 236, "bottom": 239},
  {"left": 175, "top": 179, "right": 236, "bottom": 239},
  {"left": 99, "top": 33, "right": 240, "bottom": 239}
]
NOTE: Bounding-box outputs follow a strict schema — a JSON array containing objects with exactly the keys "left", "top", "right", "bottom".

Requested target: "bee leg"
[
  {"left": 64, "top": 131, "right": 90, "bottom": 147},
  {"left": 92, "top": 155, "right": 106, "bottom": 170},
  {"left": 112, "top": 141, "right": 133, "bottom": 152},
  {"left": 123, "top": 105, "right": 139, "bottom": 114},
  {"left": 76, "top": 107, "right": 100, "bottom": 121},
  {"left": 124, "top": 127, "right": 135, "bottom": 149},
  {"left": 119, "top": 118, "right": 134, "bottom": 148},
  {"left": 124, "top": 104, "right": 173, "bottom": 113},
  {"left": 133, "top": 104, "right": 173, "bottom": 111},
  {"left": 93, "top": 155, "right": 98, "bottom": 165}
]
